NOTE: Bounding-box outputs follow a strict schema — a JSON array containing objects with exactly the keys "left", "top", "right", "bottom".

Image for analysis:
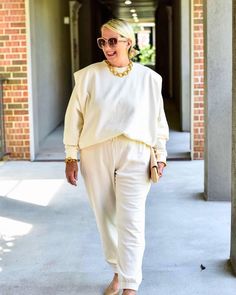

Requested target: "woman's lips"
[{"left": 106, "top": 51, "right": 116, "bottom": 57}]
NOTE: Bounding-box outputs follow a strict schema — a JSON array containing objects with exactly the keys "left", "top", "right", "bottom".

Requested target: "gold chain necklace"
[{"left": 105, "top": 60, "right": 133, "bottom": 77}]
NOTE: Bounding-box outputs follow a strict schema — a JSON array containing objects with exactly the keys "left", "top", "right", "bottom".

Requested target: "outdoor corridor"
[
  {"left": 1, "top": 0, "right": 236, "bottom": 293},
  {"left": 0, "top": 159, "right": 235, "bottom": 295}
]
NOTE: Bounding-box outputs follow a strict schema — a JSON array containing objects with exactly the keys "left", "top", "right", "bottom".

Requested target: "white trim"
[
  {"left": 25, "top": 0, "right": 35, "bottom": 161},
  {"left": 190, "top": 0, "right": 194, "bottom": 160}
]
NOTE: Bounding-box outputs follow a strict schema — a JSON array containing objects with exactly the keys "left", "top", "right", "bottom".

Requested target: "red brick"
[
  {"left": 193, "top": 0, "right": 204, "bottom": 160},
  {"left": 5, "top": 53, "right": 21, "bottom": 59},
  {"left": 3, "top": 97, "right": 12, "bottom": 103},
  {"left": 0, "top": 10, "right": 9, "bottom": 16},
  {"left": 0, "top": 47, "right": 10, "bottom": 53},
  {"left": 15, "top": 134, "right": 29, "bottom": 140},
  {"left": 10, "top": 10, "right": 25, "bottom": 16},
  {"left": 1, "top": 0, "right": 24, "bottom": 2},
  {"left": 5, "top": 122, "right": 13, "bottom": 128},
  {"left": 0, "top": 22, "right": 10, "bottom": 28},
  {"left": 14, "top": 122, "right": 28, "bottom": 128},
  {"left": 5, "top": 41, "right": 20, "bottom": 47},
  {"left": 13, "top": 73, "right": 27, "bottom": 78},
  {"left": 14, "top": 109, "right": 28, "bottom": 115},
  {"left": 5, "top": 15, "right": 25, "bottom": 22},
  {"left": 6, "top": 66, "right": 21, "bottom": 71},
  {"left": 13, "top": 97, "right": 28, "bottom": 102},
  {"left": 12, "top": 85, "right": 27, "bottom": 90},
  {"left": 0, "top": 60, "right": 11, "bottom": 65},
  {"left": 4, "top": 28, "right": 20, "bottom": 34},
  {"left": 10, "top": 22, "right": 25, "bottom": 28},
  {"left": 10, "top": 34, "right": 26, "bottom": 40},
  {"left": 3, "top": 3, "right": 20, "bottom": 9},
  {"left": 12, "top": 60, "right": 27, "bottom": 65},
  {"left": 11, "top": 47, "right": 26, "bottom": 53},
  {"left": 6, "top": 134, "right": 14, "bottom": 140},
  {"left": 1, "top": 1, "right": 30, "bottom": 158}
]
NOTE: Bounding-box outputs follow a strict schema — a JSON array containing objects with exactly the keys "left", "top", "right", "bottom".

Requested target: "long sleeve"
[
  {"left": 154, "top": 79, "right": 169, "bottom": 164},
  {"left": 62, "top": 62, "right": 169, "bottom": 158},
  {"left": 63, "top": 85, "right": 84, "bottom": 159}
]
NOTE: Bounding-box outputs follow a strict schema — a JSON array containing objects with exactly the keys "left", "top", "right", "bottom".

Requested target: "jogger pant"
[{"left": 80, "top": 135, "right": 151, "bottom": 290}]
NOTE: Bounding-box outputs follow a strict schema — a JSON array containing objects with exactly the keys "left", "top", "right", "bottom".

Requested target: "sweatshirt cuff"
[
  {"left": 154, "top": 139, "right": 167, "bottom": 165},
  {"left": 156, "top": 154, "right": 167, "bottom": 166},
  {"left": 65, "top": 145, "right": 79, "bottom": 159}
]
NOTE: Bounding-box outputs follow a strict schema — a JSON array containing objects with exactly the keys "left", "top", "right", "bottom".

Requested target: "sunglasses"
[{"left": 97, "top": 37, "right": 127, "bottom": 49}]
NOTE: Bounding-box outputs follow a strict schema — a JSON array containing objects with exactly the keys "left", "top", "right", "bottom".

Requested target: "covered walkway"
[{"left": 0, "top": 160, "right": 235, "bottom": 294}]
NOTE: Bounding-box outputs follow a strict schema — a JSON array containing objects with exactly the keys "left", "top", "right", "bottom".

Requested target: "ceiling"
[{"left": 99, "top": 0, "right": 159, "bottom": 23}]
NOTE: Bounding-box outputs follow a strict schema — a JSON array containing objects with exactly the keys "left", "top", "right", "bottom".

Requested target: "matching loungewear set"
[{"left": 63, "top": 61, "right": 169, "bottom": 291}]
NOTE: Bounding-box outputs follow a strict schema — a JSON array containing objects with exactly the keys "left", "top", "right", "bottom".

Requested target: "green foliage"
[{"left": 133, "top": 45, "right": 156, "bottom": 65}]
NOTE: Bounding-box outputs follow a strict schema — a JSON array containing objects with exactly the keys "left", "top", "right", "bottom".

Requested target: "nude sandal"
[{"left": 104, "top": 284, "right": 120, "bottom": 295}]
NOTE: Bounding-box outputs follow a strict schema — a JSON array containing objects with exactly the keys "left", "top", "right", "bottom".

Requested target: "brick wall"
[
  {"left": 192, "top": 0, "right": 204, "bottom": 159},
  {"left": 0, "top": 0, "right": 30, "bottom": 159}
]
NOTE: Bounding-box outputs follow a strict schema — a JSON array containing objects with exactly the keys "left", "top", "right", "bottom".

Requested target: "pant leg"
[
  {"left": 115, "top": 137, "right": 151, "bottom": 291},
  {"left": 79, "top": 140, "right": 118, "bottom": 272},
  {"left": 80, "top": 136, "right": 151, "bottom": 290}
]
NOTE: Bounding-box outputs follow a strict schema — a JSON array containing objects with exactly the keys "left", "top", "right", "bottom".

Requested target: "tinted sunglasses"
[{"left": 97, "top": 37, "right": 127, "bottom": 49}]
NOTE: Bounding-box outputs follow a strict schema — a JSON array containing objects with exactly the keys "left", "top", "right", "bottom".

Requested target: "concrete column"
[
  {"left": 231, "top": 0, "right": 236, "bottom": 274},
  {"left": 180, "top": 0, "right": 190, "bottom": 132},
  {"left": 172, "top": 0, "right": 191, "bottom": 131},
  {"left": 204, "top": 0, "right": 232, "bottom": 201}
]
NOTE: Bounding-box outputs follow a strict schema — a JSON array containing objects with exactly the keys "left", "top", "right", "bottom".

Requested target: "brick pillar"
[
  {"left": 192, "top": 0, "right": 204, "bottom": 160},
  {"left": 0, "top": 0, "right": 30, "bottom": 160}
]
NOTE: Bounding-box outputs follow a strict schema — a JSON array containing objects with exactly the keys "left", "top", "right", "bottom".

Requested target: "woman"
[{"left": 64, "top": 19, "right": 169, "bottom": 295}]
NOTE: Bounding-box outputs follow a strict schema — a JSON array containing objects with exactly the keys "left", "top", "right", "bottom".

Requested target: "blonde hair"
[{"left": 101, "top": 18, "right": 137, "bottom": 59}]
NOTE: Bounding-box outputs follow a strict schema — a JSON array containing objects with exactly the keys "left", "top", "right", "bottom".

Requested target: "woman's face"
[{"left": 100, "top": 27, "right": 131, "bottom": 66}]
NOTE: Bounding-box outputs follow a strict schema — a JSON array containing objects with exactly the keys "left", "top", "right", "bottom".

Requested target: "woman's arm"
[
  {"left": 63, "top": 85, "right": 84, "bottom": 185},
  {"left": 155, "top": 94, "right": 169, "bottom": 163}
]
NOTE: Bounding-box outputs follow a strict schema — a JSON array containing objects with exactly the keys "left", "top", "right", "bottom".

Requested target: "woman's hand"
[
  {"left": 157, "top": 162, "right": 166, "bottom": 177},
  {"left": 65, "top": 162, "right": 78, "bottom": 186}
]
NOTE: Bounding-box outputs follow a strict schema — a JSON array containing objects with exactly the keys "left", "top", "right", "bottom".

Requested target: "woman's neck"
[{"left": 108, "top": 57, "right": 130, "bottom": 67}]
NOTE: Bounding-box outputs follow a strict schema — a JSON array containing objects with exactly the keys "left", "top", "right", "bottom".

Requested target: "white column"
[
  {"left": 204, "top": 0, "right": 232, "bottom": 201},
  {"left": 180, "top": 0, "right": 190, "bottom": 132},
  {"left": 231, "top": 0, "right": 236, "bottom": 273}
]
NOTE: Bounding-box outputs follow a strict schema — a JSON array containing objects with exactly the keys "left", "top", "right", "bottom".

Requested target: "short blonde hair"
[{"left": 101, "top": 18, "right": 137, "bottom": 59}]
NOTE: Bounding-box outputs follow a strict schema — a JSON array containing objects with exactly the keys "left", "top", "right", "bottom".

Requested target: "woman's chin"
[{"left": 106, "top": 54, "right": 117, "bottom": 62}]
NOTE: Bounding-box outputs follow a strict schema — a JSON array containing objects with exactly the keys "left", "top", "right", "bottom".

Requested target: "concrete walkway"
[{"left": 0, "top": 160, "right": 235, "bottom": 295}]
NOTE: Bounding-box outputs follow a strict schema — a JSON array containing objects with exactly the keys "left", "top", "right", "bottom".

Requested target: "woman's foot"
[
  {"left": 104, "top": 273, "right": 119, "bottom": 295},
  {"left": 122, "top": 289, "right": 136, "bottom": 295}
]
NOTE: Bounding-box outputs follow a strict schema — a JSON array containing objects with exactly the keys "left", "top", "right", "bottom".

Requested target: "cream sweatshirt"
[{"left": 63, "top": 61, "right": 169, "bottom": 163}]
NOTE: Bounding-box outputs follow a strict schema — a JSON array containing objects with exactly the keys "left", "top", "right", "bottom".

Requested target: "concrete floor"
[
  {"left": 35, "top": 124, "right": 65, "bottom": 161},
  {"left": 0, "top": 160, "right": 235, "bottom": 295}
]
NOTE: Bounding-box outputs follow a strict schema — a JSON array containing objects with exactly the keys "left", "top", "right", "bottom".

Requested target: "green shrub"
[{"left": 133, "top": 45, "right": 156, "bottom": 64}]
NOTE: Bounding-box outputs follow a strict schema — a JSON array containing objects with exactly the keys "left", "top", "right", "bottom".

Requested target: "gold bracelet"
[{"left": 65, "top": 157, "right": 78, "bottom": 164}]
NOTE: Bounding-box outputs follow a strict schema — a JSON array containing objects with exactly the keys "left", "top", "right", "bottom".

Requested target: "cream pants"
[{"left": 80, "top": 135, "right": 151, "bottom": 291}]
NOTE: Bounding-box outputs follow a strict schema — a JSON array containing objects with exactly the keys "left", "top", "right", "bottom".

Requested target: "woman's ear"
[{"left": 127, "top": 39, "right": 132, "bottom": 49}]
